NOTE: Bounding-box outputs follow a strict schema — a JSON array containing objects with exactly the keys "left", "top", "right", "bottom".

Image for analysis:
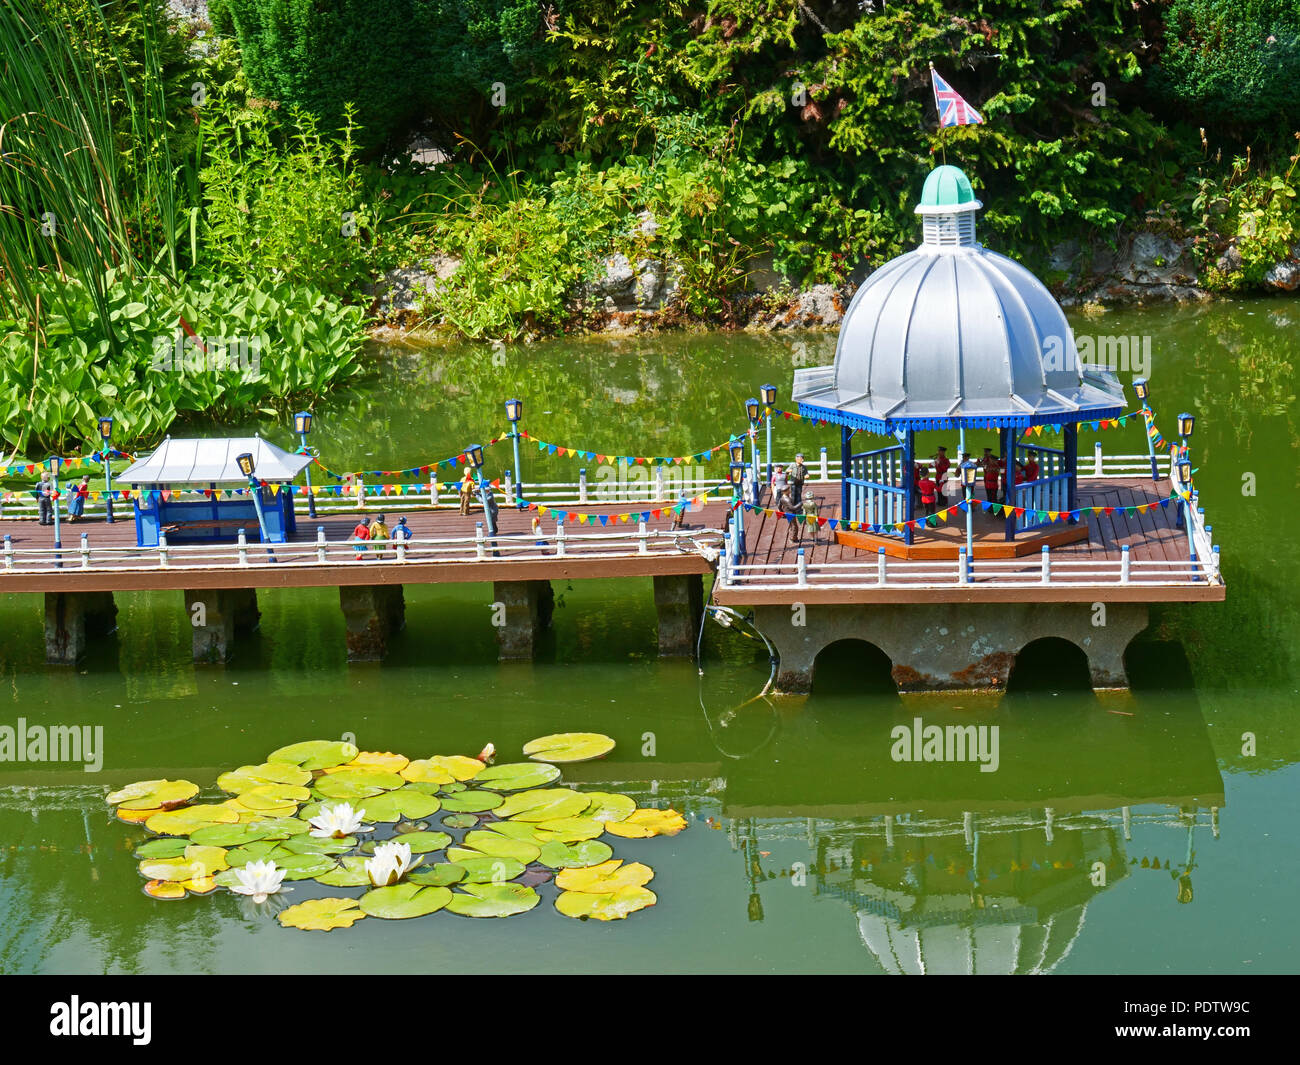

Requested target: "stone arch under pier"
[{"left": 750, "top": 601, "right": 1149, "bottom": 695}]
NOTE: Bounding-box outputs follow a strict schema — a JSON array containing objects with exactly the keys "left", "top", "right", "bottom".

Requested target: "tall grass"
[{"left": 0, "top": 0, "right": 184, "bottom": 351}]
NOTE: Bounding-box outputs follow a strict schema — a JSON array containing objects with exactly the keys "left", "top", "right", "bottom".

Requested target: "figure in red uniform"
[
  {"left": 352, "top": 516, "right": 371, "bottom": 560},
  {"left": 933, "top": 447, "right": 951, "bottom": 504},
  {"left": 1025, "top": 455, "right": 1040, "bottom": 483},
  {"left": 982, "top": 448, "right": 1002, "bottom": 503},
  {"left": 917, "top": 466, "right": 938, "bottom": 516}
]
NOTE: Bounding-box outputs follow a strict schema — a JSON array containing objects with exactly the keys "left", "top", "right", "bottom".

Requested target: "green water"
[{"left": 1, "top": 300, "right": 1297, "bottom": 974}]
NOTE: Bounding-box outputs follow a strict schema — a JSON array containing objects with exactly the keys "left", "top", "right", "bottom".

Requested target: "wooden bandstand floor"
[{"left": 721, "top": 477, "right": 1224, "bottom": 604}]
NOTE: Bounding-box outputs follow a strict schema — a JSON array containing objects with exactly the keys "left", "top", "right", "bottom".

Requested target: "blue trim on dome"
[{"left": 795, "top": 401, "right": 1124, "bottom": 434}]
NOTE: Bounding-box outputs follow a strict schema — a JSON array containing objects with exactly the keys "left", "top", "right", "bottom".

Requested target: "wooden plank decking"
[{"left": 717, "top": 477, "right": 1224, "bottom": 604}]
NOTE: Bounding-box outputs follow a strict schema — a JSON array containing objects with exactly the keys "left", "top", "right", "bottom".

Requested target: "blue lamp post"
[
  {"left": 745, "top": 397, "right": 761, "bottom": 500},
  {"left": 761, "top": 383, "right": 776, "bottom": 483},
  {"left": 1134, "top": 378, "right": 1159, "bottom": 482},
  {"left": 466, "top": 444, "right": 498, "bottom": 539},
  {"left": 294, "top": 410, "right": 316, "bottom": 518},
  {"left": 1175, "top": 411, "right": 1195, "bottom": 537},
  {"left": 97, "top": 416, "right": 115, "bottom": 523},
  {"left": 728, "top": 438, "right": 747, "bottom": 555},
  {"left": 236, "top": 451, "right": 275, "bottom": 561},
  {"left": 46, "top": 456, "right": 62, "bottom": 568},
  {"left": 505, "top": 398, "right": 525, "bottom": 507},
  {"left": 961, "top": 459, "right": 978, "bottom": 577},
  {"left": 1177, "top": 455, "right": 1196, "bottom": 562}
]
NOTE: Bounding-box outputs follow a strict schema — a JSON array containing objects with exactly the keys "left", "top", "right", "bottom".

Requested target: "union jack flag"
[{"left": 930, "top": 66, "right": 984, "bottom": 127}]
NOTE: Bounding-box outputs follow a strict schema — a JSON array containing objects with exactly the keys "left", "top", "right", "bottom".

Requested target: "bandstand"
[{"left": 792, "top": 165, "right": 1126, "bottom": 557}]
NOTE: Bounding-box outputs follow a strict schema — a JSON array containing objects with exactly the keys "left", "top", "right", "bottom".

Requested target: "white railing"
[
  {"left": 0, "top": 523, "right": 725, "bottom": 575},
  {"left": 717, "top": 551, "right": 1220, "bottom": 591}
]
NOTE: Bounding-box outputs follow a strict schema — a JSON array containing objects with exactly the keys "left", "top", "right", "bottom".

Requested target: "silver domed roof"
[{"left": 792, "top": 169, "right": 1123, "bottom": 431}]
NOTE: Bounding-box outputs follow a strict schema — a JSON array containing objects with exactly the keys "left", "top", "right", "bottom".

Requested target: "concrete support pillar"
[
  {"left": 185, "top": 588, "right": 260, "bottom": 664},
  {"left": 751, "top": 601, "right": 1149, "bottom": 695},
  {"left": 492, "top": 580, "right": 553, "bottom": 660},
  {"left": 654, "top": 573, "right": 704, "bottom": 656},
  {"left": 44, "top": 591, "right": 117, "bottom": 665},
  {"left": 339, "top": 584, "right": 405, "bottom": 662}
]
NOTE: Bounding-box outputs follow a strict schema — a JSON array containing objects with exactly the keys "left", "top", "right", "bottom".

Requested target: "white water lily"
[
  {"left": 229, "top": 860, "right": 291, "bottom": 904},
  {"left": 309, "top": 802, "right": 371, "bottom": 839},
  {"left": 364, "top": 840, "right": 423, "bottom": 887}
]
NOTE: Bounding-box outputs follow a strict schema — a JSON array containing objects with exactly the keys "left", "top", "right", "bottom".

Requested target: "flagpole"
[{"left": 929, "top": 62, "right": 946, "bottom": 165}]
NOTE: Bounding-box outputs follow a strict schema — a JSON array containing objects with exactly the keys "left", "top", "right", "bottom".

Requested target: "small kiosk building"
[{"left": 119, "top": 436, "right": 309, "bottom": 547}]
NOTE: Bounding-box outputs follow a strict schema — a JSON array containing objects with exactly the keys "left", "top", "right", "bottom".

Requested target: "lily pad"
[
  {"left": 521, "top": 732, "right": 615, "bottom": 764},
  {"left": 138, "top": 845, "right": 229, "bottom": 882},
  {"left": 223, "top": 798, "right": 299, "bottom": 822},
  {"left": 408, "top": 863, "right": 467, "bottom": 887},
  {"left": 314, "top": 856, "right": 371, "bottom": 888},
  {"left": 497, "top": 789, "right": 591, "bottom": 822},
  {"left": 537, "top": 839, "right": 614, "bottom": 869},
  {"left": 329, "top": 750, "right": 409, "bottom": 774},
  {"left": 360, "top": 882, "right": 453, "bottom": 919},
  {"left": 555, "top": 886, "right": 657, "bottom": 921},
  {"left": 440, "top": 781, "right": 467, "bottom": 794},
  {"left": 315, "top": 770, "right": 404, "bottom": 801},
  {"left": 226, "top": 841, "right": 292, "bottom": 866},
  {"left": 217, "top": 763, "right": 312, "bottom": 793},
  {"left": 485, "top": 821, "right": 547, "bottom": 842},
  {"left": 556, "top": 859, "right": 654, "bottom": 893},
  {"left": 189, "top": 823, "right": 290, "bottom": 847},
  {"left": 145, "top": 803, "right": 239, "bottom": 836},
  {"left": 448, "top": 830, "right": 540, "bottom": 864},
  {"left": 454, "top": 856, "right": 526, "bottom": 884},
  {"left": 441, "top": 813, "right": 480, "bottom": 830},
  {"left": 474, "top": 761, "right": 562, "bottom": 791},
  {"left": 107, "top": 779, "right": 200, "bottom": 810},
  {"left": 234, "top": 783, "right": 312, "bottom": 811},
  {"left": 534, "top": 817, "right": 606, "bottom": 842},
  {"left": 247, "top": 816, "right": 312, "bottom": 837},
  {"left": 403, "top": 781, "right": 444, "bottom": 796},
  {"left": 392, "top": 830, "right": 452, "bottom": 854},
  {"left": 439, "top": 790, "right": 503, "bottom": 813},
  {"left": 421, "top": 755, "right": 485, "bottom": 782},
  {"left": 278, "top": 897, "right": 366, "bottom": 931},
  {"left": 268, "top": 739, "right": 359, "bottom": 772},
  {"left": 446, "top": 882, "right": 540, "bottom": 918},
  {"left": 360, "top": 788, "right": 442, "bottom": 823},
  {"left": 281, "top": 833, "right": 357, "bottom": 855},
  {"left": 580, "top": 792, "right": 637, "bottom": 824},
  {"left": 183, "top": 875, "right": 218, "bottom": 896},
  {"left": 400, "top": 759, "right": 456, "bottom": 785},
  {"left": 116, "top": 806, "right": 162, "bottom": 824},
  {"left": 603, "top": 808, "right": 688, "bottom": 838},
  {"left": 276, "top": 854, "right": 340, "bottom": 880},
  {"left": 134, "top": 838, "right": 190, "bottom": 859},
  {"left": 143, "top": 879, "right": 187, "bottom": 900}
]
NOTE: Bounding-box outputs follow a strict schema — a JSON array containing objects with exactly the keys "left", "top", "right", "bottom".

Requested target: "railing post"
[
  {"left": 430, "top": 471, "right": 439, "bottom": 509},
  {"left": 2, "top": 534, "right": 11, "bottom": 571},
  {"left": 1211, "top": 544, "right": 1220, "bottom": 579},
  {"left": 504, "top": 470, "right": 515, "bottom": 506},
  {"left": 1120, "top": 543, "right": 1131, "bottom": 584},
  {"left": 721, "top": 532, "right": 732, "bottom": 582},
  {"left": 80, "top": 532, "right": 90, "bottom": 569},
  {"left": 820, "top": 446, "right": 829, "bottom": 481},
  {"left": 1041, "top": 544, "right": 1051, "bottom": 584},
  {"left": 578, "top": 468, "right": 588, "bottom": 504},
  {"left": 958, "top": 546, "right": 968, "bottom": 584},
  {"left": 475, "top": 521, "right": 485, "bottom": 559},
  {"left": 158, "top": 532, "right": 169, "bottom": 568},
  {"left": 238, "top": 527, "right": 248, "bottom": 567},
  {"left": 877, "top": 546, "right": 888, "bottom": 586},
  {"left": 654, "top": 465, "right": 665, "bottom": 501},
  {"left": 316, "top": 525, "right": 327, "bottom": 564},
  {"left": 638, "top": 520, "right": 648, "bottom": 554},
  {"left": 396, "top": 532, "right": 407, "bottom": 563},
  {"left": 358, "top": 476, "right": 367, "bottom": 509},
  {"left": 1093, "top": 440, "right": 1103, "bottom": 476},
  {"left": 797, "top": 548, "right": 808, "bottom": 588}
]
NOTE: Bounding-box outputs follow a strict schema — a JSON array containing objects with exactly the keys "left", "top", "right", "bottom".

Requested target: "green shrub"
[{"left": 1154, "top": 1, "right": 1300, "bottom": 132}]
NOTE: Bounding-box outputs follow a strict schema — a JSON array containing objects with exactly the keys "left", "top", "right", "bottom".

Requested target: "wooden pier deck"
[
  {"left": 0, "top": 499, "right": 729, "bottom": 593},
  {"left": 717, "top": 477, "right": 1224, "bottom": 604}
]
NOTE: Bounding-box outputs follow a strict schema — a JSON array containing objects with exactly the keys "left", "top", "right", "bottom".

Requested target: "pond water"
[{"left": 1, "top": 299, "right": 1297, "bottom": 974}]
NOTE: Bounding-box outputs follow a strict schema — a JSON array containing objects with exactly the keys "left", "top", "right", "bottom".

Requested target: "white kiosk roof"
[{"left": 120, "top": 436, "right": 312, "bottom": 485}]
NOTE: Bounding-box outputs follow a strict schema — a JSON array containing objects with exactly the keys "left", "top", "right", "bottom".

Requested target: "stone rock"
[
  {"left": 579, "top": 252, "right": 678, "bottom": 312},
  {"left": 1263, "top": 260, "right": 1300, "bottom": 292},
  {"left": 1114, "top": 232, "right": 1189, "bottom": 286},
  {"left": 1215, "top": 242, "right": 1243, "bottom": 273},
  {"left": 753, "top": 283, "right": 848, "bottom": 330},
  {"left": 167, "top": 0, "right": 209, "bottom": 23},
  {"left": 374, "top": 254, "right": 460, "bottom": 315}
]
